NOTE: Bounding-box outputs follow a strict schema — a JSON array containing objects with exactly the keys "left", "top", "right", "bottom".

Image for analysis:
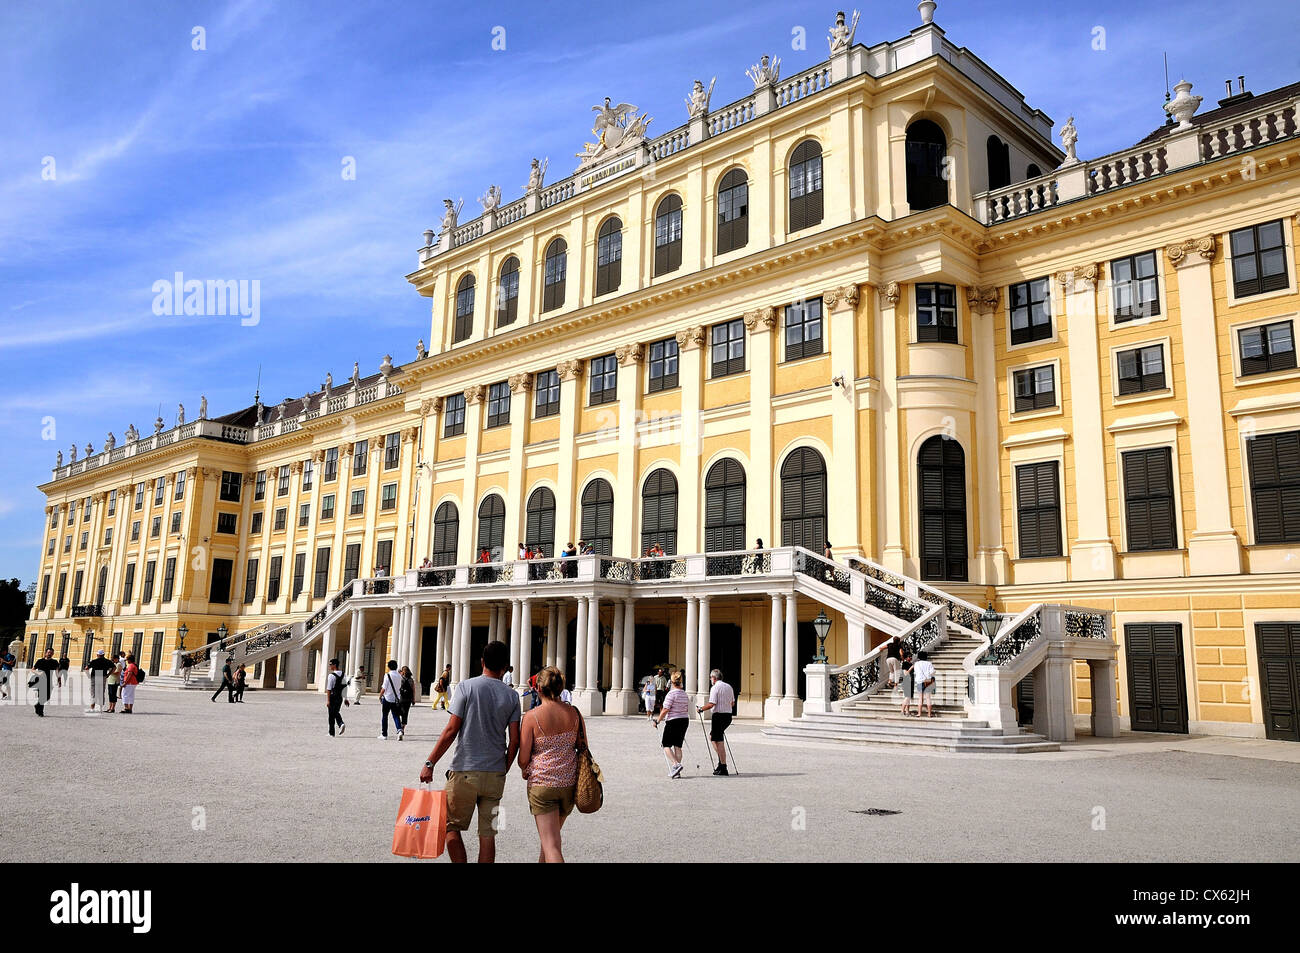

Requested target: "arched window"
[
  {"left": 543, "top": 238, "right": 567, "bottom": 313},
  {"left": 595, "top": 217, "right": 623, "bottom": 296},
  {"left": 788, "top": 140, "right": 824, "bottom": 231},
  {"left": 917, "top": 436, "right": 967, "bottom": 581},
  {"left": 640, "top": 469, "right": 679, "bottom": 555},
  {"left": 905, "top": 120, "right": 948, "bottom": 211},
  {"left": 704, "top": 459, "right": 746, "bottom": 552},
  {"left": 476, "top": 494, "right": 506, "bottom": 561},
  {"left": 654, "top": 194, "right": 683, "bottom": 276},
  {"left": 580, "top": 479, "right": 614, "bottom": 555},
  {"left": 454, "top": 274, "right": 475, "bottom": 343},
  {"left": 432, "top": 501, "right": 459, "bottom": 566},
  {"left": 1026, "top": 163, "right": 1043, "bottom": 179},
  {"left": 986, "top": 135, "right": 1011, "bottom": 190},
  {"left": 780, "top": 448, "right": 827, "bottom": 552},
  {"left": 716, "top": 168, "right": 749, "bottom": 255},
  {"left": 496, "top": 256, "right": 520, "bottom": 328},
  {"left": 524, "top": 487, "right": 556, "bottom": 557}
]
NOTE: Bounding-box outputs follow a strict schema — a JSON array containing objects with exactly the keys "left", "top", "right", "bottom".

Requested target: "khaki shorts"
[
  {"left": 527, "top": 784, "right": 576, "bottom": 819},
  {"left": 445, "top": 771, "right": 506, "bottom": 837}
]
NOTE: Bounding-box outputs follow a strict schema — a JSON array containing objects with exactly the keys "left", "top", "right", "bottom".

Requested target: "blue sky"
[{"left": 1, "top": 0, "right": 1297, "bottom": 585}]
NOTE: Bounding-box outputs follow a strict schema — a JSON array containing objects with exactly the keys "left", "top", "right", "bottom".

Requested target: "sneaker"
[
  {"left": 714, "top": 764, "right": 729, "bottom": 776},
  {"left": 338, "top": 723, "right": 346, "bottom": 735},
  {"left": 397, "top": 729, "right": 404, "bottom": 741},
  {"left": 378, "top": 733, "right": 387, "bottom": 740},
  {"left": 670, "top": 763, "right": 683, "bottom": 779}
]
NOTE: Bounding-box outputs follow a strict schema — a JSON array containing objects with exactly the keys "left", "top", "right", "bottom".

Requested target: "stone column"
[
  {"left": 572, "top": 595, "right": 603, "bottom": 715},
  {"left": 349, "top": 607, "right": 364, "bottom": 675},
  {"left": 435, "top": 606, "right": 448, "bottom": 671},
  {"left": 1033, "top": 655, "right": 1076, "bottom": 743},
  {"left": 1059, "top": 265, "right": 1117, "bottom": 579},
  {"left": 509, "top": 600, "right": 522, "bottom": 676},
  {"left": 556, "top": 602, "right": 570, "bottom": 684},
  {"left": 619, "top": 598, "right": 637, "bottom": 713},
  {"left": 390, "top": 606, "right": 402, "bottom": 663},
  {"left": 321, "top": 622, "right": 337, "bottom": 682},
  {"left": 457, "top": 386, "right": 487, "bottom": 561},
  {"left": 573, "top": 596, "right": 588, "bottom": 691},
  {"left": 458, "top": 601, "right": 473, "bottom": 683},
  {"left": 610, "top": 600, "right": 625, "bottom": 692},
  {"left": 1166, "top": 236, "right": 1242, "bottom": 575},
  {"left": 824, "top": 287, "right": 862, "bottom": 556},
  {"left": 585, "top": 595, "right": 601, "bottom": 689},
  {"left": 449, "top": 602, "right": 463, "bottom": 683},
  {"left": 614, "top": 344, "right": 644, "bottom": 556},
  {"left": 696, "top": 595, "right": 712, "bottom": 706},
  {"left": 744, "top": 308, "right": 776, "bottom": 546},
  {"left": 766, "top": 594, "right": 783, "bottom": 713},
  {"left": 1089, "top": 658, "right": 1121, "bottom": 738},
  {"left": 676, "top": 328, "right": 705, "bottom": 551},
  {"left": 409, "top": 607, "right": 423, "bottom": 697},
  {"left": 684, "top": 597, "right": 699, "bottom": 697},
  {"left": 518, "top": 599, "right": 533, "bottom": 684},
  {"left": 547, "top": 602, "right": 559, "bottom": 667},
  {"left": 783, "top": 594, "right": 800, "bottom": 713}
]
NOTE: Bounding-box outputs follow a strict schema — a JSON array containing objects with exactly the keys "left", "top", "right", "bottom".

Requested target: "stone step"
[{"left": 762, "top": 723, "right": 1058, "bottom": 753}]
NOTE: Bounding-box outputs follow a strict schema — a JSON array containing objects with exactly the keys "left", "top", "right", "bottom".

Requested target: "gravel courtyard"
[{"left": 3, "top": 682, "right": 1297, "bottom": 863}]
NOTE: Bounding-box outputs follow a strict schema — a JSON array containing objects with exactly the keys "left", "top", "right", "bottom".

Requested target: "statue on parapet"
[
  {"left": 177, "top": 402, "right": 185, "bottom": 426},
  {"left": 746, "top": 54, "right": 781, "bottom": 88},
  {"left": 685, "top": 78, "right": 716, "bottom": 119},
  {"left": 828, "top": 9, "right": 860, "bottom": 54},
  {"left": 478, "top": 185, "right": 502, "bottom": 214},
  {"left": 526, "top": 157, "right": 548, "bottom": 193},
  {"left": 439, "top": 198, "right": 463, "bottom": 236},
  {"left": 1059, "top": 116, "right": 1079, "bottom": 166}
]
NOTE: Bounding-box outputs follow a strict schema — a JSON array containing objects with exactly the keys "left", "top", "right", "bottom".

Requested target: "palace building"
[{"left": 26, "top": 4, "right": 1300, "bottom": 746}]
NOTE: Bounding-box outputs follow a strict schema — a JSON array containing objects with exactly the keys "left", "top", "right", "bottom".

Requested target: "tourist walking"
[
  {"left": 502, "top": 665, "right": 515, "bottom": 689},
  {"left": 418, "top": 640, "right": 521, "bottom": 864},
  {"left": 431, "top": 664, "right": 451, "bottom": 710},
  {"left": 106, "top": 653, "right": 121, "bottom": 712},
  {"left": 653, "top": 667, "right": 668, "bottom": 715},
  {"left": 885, "top": 635, "right": 903, "bottom": 688},
  {"left": 324, "top": 658, "right": 348, "bottom": 737},
  {"left": 698, "top": 668, "right": 736, "bottom": 776},
  {"left": 351, "top": 666, "right": 366, "bottom": 705},
  {"left": 57, "top": 651, "right": 71, "bottom": 703},
  {"left": 378, "top": 660, "right": 405, "bottom": 741},
  {"left": 119, "top": 653, "right": 140, "bottom": 714},
  {"left": 398, "top": 665, "right": 415, "bottom": 725},
  {"left": 31, "top": 648, "right": 59, "bottom": 718},
  {"left": 655, "top": 671, "right": 690, "bottom": 778},
  {"left": 212, "top": 656, "right": 236, "bottom": 703},
  {"left": 899, "top": 647, "right": 916, "bottom": 717},
  {"left": 234, "top": 664, "right": 248, "bottom": 702},
  {"left": 0, "top": 645, "right": 15, "bottom": 699},
  {"left": 518, "top": 666, "right": 580, "bottom": 863},
  {"left": 85, "top": 648, "right": 114, "bottom": 713},
  {"left": 914, "top": 650, "right": 937, "bottom": 717},
  {"left": 641, "top": 676, "right": 655, "bottom": 720}
]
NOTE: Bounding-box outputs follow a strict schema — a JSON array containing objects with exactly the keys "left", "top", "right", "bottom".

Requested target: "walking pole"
[
  {"left": 681, "top": 724, "right": 702, "bottom": 770},
  {"left": 697, "top": 709, "right": 716, "bottom": 771},
  {"left": 723, "top": 732, "right": 740, "bottom": 775}
]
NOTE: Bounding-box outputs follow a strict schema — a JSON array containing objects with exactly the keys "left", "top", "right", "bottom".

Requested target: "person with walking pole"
[
  {"left": 654, "top": 670, "right": 691, "bottom": 778},
  {"left": 697, "top": 668, "right": 736, "bottom": 776}
]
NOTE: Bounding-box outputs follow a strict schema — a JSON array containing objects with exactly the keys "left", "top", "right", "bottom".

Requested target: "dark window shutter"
[
  {"left": 525, "top": 488, "right": 556, "bottom": 557},
  {"left": 433, "top": 502, "right": 459, "bottom": 566},
  {"left": 1247, "top": 430, "right": 1300, "bottom": 544},
  {"left": 476, "top": 495, "right": 506, "bottom": 560},
  {"left": 580, "top": 479, "right": 614, "bottom": 555},
  {"left": 704, "top": 459, "right": 746, "bottom": 552},
  {"left": 1124, "top": 448, "right": 1177, "bottom": 551},
  {"left": 917, "top": 436, "right": 967, "bottom": 580},
  {"left": 640, "top": 469, "right": 679, "bottom": 554},
  {"left": 779, "top": 448, "right": 827, "bottom": 552}
]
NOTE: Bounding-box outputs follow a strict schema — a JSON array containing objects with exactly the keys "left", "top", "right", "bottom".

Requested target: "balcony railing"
[{"left": 70, "top": 604, "right": 103, "bottom": 618}]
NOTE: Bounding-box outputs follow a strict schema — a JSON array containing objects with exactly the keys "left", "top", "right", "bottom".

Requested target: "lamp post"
[
  {"left": 216, "top": 622, "right": 228, "bottom": 652},
  {"left": 979, "top": 603, "right": 1002, "bottom": 664},
  {"left": 812, "top": 610, "right": 832, "bottom": 662},
  {"left": 177, "top": 623, "right": 188, "bottom": 652}
]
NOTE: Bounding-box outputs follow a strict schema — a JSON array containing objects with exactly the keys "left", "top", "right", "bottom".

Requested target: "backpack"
[
  {"left": 328, "top": 671, "right": 346, "bottom": 703},
  {"left": 135, "top": 666, "right": 146, "bottom": 683},
  {"left": 400, "top": 675, "right": 415, "bottom": 704}
]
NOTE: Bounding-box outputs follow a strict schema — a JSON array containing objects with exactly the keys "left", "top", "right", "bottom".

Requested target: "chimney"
[{"left": 1217, "top": 75, "right": 1254, "bottom": 108}]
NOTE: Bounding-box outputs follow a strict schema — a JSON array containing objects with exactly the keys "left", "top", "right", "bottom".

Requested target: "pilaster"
[
  {"left": 676, "top": 327, "right": 705, "bottom": 551},
  {"left": 555, "top": 363, "right": 582, "bottom": 548},
  {"left": 877, "top": 282, "right": 906, "bottom": 570},
  {"left": 825, "top": 286, "right": 861, "bottom": 556},
  {"left": 504, "top": 375, "right": 532, "bottom": 558},
  {"left": 968, "top": 286, "right": 1010, "bottom": 583},
  {"left": 614, "top": 344, "right": 644, "bottom": 556},
  {"left": 744, "top": 308, "right": 776, "bottom": 547},
  {"left": 458, "top": 385, "right": 486, "bottom": 560}
]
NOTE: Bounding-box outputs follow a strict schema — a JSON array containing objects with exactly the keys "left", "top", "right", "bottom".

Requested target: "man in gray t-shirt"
[{"left": 419, "top": 640, "right": 520, "bottom": 863}]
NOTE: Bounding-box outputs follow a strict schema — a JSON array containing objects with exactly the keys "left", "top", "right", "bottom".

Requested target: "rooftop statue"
[
  {"left": 525, "top": 157, "right": 548, "bottom": 193},
  {"left": 1059, "top": 116, "right": 1079, "bottom": 166},
  {"left": 478, "top": 185, "right": 502, "bottom": 213},
  {"left": 746, "top": 54, "right": 781, "bottom": 88},
  {"left": 577, "top": 97, "right": 652, "bottom": 167},
  {"left": 828, "top": 9, "right": 860, "bottom": 54},
  {"left": 439, "top": 198, "right": 463, "bottom": 235},
  {"left": 56, "top": 450, "right": 63, "bottom": 467},
  {"left": 198, "top": 395, "right": 207, "bottom": 419},
  {"left": 126, "top": 424, "right": 138, "bottom": 442},
  {"left": 685, "top": 78, "right": 716, "bottom": 119},
  {"left": 177, "top": 402, "right": 185, "bottom": 426},
  {"left": 104, "top": 432, "right": 115, "bottom": 452},
  {"left": 69, "top": 443, "right": 77, "bottom": 462}
]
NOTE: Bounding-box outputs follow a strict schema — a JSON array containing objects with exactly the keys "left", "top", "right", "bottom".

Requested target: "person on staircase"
[
  {"left": 913, "top": 651, "right": 937, "bottom": 718},
  {"left": 899, "top": 647, "right": 916, "bottom": 717},
  {"left": 885, "top": 636, "right": 903, "bottom": 689}
]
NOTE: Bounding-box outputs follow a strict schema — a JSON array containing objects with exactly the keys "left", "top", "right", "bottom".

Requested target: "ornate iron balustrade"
[
  {"left": 983, "top": 608, "right": 1043, "bottom": 666},
  {"left": 705, "top": 551, "right": 771, "bottom": 577},
  {"left": 863, "top": 585, "right": 924, "bottom": 623},
  {"left": 244, "top": 626, "right": 294, "bottom": 655},
  {"left": 632, "top": 557, "right": 688, "bottom": 581},
  {"left": 527, "top": 559, "right": 572, "bottom": 582},
  {"left": 793, "top": 551, "right": 850, "bottom": 594},
  {"left": 71, "top": 604, "right": 103, "bottom": 618},
  {"left": 917, "top": 590, "right": 982, "bottom": 631},
  {"left": 330, "top": 587, "right": 353, "bottom": 611},
  {"left": 904, "top": 613, "right": 944, "bottom": 656},
  {"left": 1065, "top": 610, "right": 1108, "bottom": 639},
  {"left": 468, "top": 565, "right": 505, "bottom": 585},
  {"left": 418, "top": 568, "right": 457, "bottom": 587},
  {"left": 180, "top": 645, "right": 211, "bottom": 667},
  {"left": 364, "top": 578, "right": 392, "bottom": 595},
  {"left": 599, "top": 559, "right": 632, "bottom": 581},
  {"left": 830, "top": 656, "right": 880, "bottom": 702}
]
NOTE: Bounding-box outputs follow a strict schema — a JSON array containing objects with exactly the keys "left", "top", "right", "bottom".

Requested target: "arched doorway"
[
  {"left": 905, "top": 119, "right": 948, "bottom": 211},
  {"left": 780, "top": 447, "right": 827, "bottom": 553},
  {"left": 917, "top": 436, "right": 967, "bottom": 581},
  {"left": 580, "top": 479, "right": 614, "bottom": 555},
  {"left": 640, "top": 468, "right": 679, "bottom": 555},
  {"left": 476, "top": 494, "right": 506, "bottom": 561},
  {"left": 704, "top": 459, "right": 746, "bottom": 552},
  {"left": 524, "top": 487, "right": 556, "bottom": 557},
  {"left": 432, "top": 502, "right": 458, "bottom": 566}
]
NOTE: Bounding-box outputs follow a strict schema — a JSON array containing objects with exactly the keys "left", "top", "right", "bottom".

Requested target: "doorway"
[
  {"left": 1256, "top": 622, "right": 1300, "bottom": 742},
  {"left": 1125, "top": 622, "right": 1189, "bottom": 733}
]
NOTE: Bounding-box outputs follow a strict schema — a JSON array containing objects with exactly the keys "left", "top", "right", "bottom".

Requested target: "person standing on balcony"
[
  {"left": 431, "top": 664, "right": 451, "bottom": 710},
  {"left": 31, "top": 648, "right": 59, "bottom": 718},
  {"left": 655, "top": 670, "right": 690, "bottom": 778},
  {"left": 84, "top": 649, "right": 113, "bottom": 713},
  {"left": 885, "top": 636, "right": 903, "bottom": 689},
  {"left": 698, "top": 668, "right": 735, "bottom": 776},
  {"left": 378, "top": 659, "right": 405, "bottom": 741},
  {"left": 324, "top": 658, "right": 348, "bottom": 737},
  {"left": 212, "top": 656, "right": 235, "bottom": 703}
]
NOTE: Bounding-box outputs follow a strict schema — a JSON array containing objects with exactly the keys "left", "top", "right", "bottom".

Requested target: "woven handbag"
[{"left": 574, "top": 711, "right": 604, "bottom": 814}]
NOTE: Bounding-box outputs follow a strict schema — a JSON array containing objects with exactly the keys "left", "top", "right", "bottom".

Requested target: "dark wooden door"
[
  {"left": 1256, "top": 622, "right": 1300, "bottom": 742},
  {"left": 1125, "top": 623, "right": 1188, "bottom": 733},
  {"left": 918, "top": 436, "right": 967, "bottom": 580}
]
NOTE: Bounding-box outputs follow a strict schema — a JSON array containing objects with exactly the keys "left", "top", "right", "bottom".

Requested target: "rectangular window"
[
  {"left": 174, "top": 469, "right": 186, "bottom": 500},
  {"left": 150, "top": 516, "right": 161, "bottom": 539},
  {"left": 68, "top": 503, "right": 75, "bottom": 525},
  {"left": 647, "top": 338, "right": 679, "bottom": 392},
  {"left": 79, "top": 531, "right": 88, "bottom": 551},
  {"left": 122, "top": 564, "right": 135, "bottom": 605},
  {"left": 353, "top": 440, "right": 368, "bottom": 476},
  {"left": 915, "top": 283, "right": 958, "bottom": 344},
  {"left": 444, "top": 394, "right": 466, "bottom": 436},
  {"left": 1116, "top": 344, "right": 1167, "bottom": 395},
  {"left": 654, "top": 201, "right": 683, "bottom": 276},
  {"left": 56, "top": 572, "right": 67, "bottom": 610},
  {"left": 784, "top": 299, "right": 824, "bottom": 361},
  {"left": 64, "top": 535, "right": 71, "bottom": 553},
  {"left": 47, "top": 537, "right": 55, "bottom": 556},
  {"left": 1016, "top": 461, "right": 1062, "bottom": 558},
  {"left": 71, "top": 570, "right": 83, "bottom": 607},
  {"left": 534, "top": 371, "right": 560, "bottom": 417},
  {"left": 254, "top": 470, "right": 267, "bottom": 501},
  {"left": 219, "top": 471, "right": 242, "bottom": 502},
  {"left": 209, "top": 558, "right": 233, "bottom": 605},
  {"left": 302, "top": 459, "right": 314, "bottom": 491},
  {"left": 267, "top": 555, "right": 283, "bottom": 602},
  {"left": 1123, "top": 447, "right": 1178, "bottom": 551},
  {"left": 273, "top": 508, "right": 287, "bottom": 531},
  {"left": 135, "top": 482, "right": 145, "bottom": 510},
  {"left": 243, "top": 558, "right": 259, "bottom": 604},
  {"left": 1014, "top": 366, "right": 1057, "bottom": 413},
  {"left": 161, "top": 557, "right": 176, "bottom": 602},
  {"left": 170, "top": 511, "right": 182, "bottom": 535},
  {"left": 324, "top": 448, "right": 338, "bottom": 482},
  {"left": 384, "top": 432, "right": 400, "bottom": 470},
  {"left": 381, "top": 483, "right": 397, "bottom": 511},
  {"left": 313, "top": 546, "right": 331, "bottom": 598},
  {"left": 141, "top": 560, "right": 156, "bottom": 603},
  {"left": 343, "top": 543, "right": 361, "bottom": 586},
  {"left": 130, "top": 521, "right": 140, "bottom": 542},
  {"left": 83, "top": 496, "right": 92, "bottom": 520},
  {"left": 589, "top": 354, "right": 618, "bottom": 405},
  {"left": 251, "top": 511, "right": 263, "bottom": 534},
  {"left": 349, "top": 489, "right": 366, "bottom": 516},
  {"left": 277, "top": 465, "right": 290, "bottom": 496},
  {"left": 486, "top": 382, "right": 511, "bottom": 428},
  {"left": 292, "top": 552, "right": 306, "bottom": 599},
  {"left": 39, "top": 574, "right": 50, "bottom": 610},
  {"left": 1246, "top": 430, "right": 1300, "bottom": 544},
  {"left": 711, "top": 319, "right": 746, "bottom": 377},
  {"left": 51, "top": 505, "right": 59, "bottom": 527},
  {"left": 1230, "top": 219, "right": 1289, "bottom": 297},
  {"left": 298, "top": 503, "right": 310, "bottom": 527},
  {"left": 104, "top": 527, "right": 112, "bottom": 547},
  {"left": 496, "top": 263, "right": 520, "bottom": 327},
  {"left": 322, "top": 494, "right": 335, "bottom": 520},
  {"left": 1238, "top": 320, "right": 1297, "bottom": 376},
  {"left": 375, "top": 539, "right": 393, "bottom": 576},
  {"left": 1111, "top": 251, "right": 1161, "bottom": 321},
  {"left": 1009, "top": 277, "right": 1053, "bottom": 345},
  {"left": 154, "top": 480, "right": 164, "bottom": 506},
  {"left": 107, "top": 491, "right": 116, "bottom": 516},
  {"left": 217, "top": 512, "right": 237, "bottom": 534}
]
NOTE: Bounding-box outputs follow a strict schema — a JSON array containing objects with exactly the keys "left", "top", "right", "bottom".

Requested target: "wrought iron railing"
[
  {"left": 527, "top": 559, "right": 572, "bottom": 582},
  {"left": 704, "top": 551, "right": 771, "bottom": 577},
  {"left": 830, "top": 656, "right": 880, "bottom": 702},
  {"left": 864, "top": 585, "right": 924, "bottom": 623},
  {"left": 599, "top": 559, "right": 633, "bottom": 581},
  {"left": 827, "top": 604, "right": 946, "bottom": 702},
  {"left": 418, "top": 568, "right": 458, "bottom": 587},
  {"left": 71, "top": 604, "right": 103, "bottom": 618},
  {"left": 468, "top": 565, "right": 506, "bottom": 585},
  {"left": 631, "top": 556, "right": 688, "bottom": 581},
  {"left": 981, "top": 606, "right": 1043, "bottom": 666},
  {"left": 244, "top": 626, "right": 295, "bottom": 655},
  {"left": 1065, "top": 609, "right": 1108, "bottom": 639},
  {"left": 793, "top": 550, "right": 850, "bottom": 594},
  {"left": 364, "top": 578, "right": 392, "bottom": 595}
]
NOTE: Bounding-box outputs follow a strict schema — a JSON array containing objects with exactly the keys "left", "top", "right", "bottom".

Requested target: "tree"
[{"left": 0, "top": 578, "right": 29, "bottom": 643}]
